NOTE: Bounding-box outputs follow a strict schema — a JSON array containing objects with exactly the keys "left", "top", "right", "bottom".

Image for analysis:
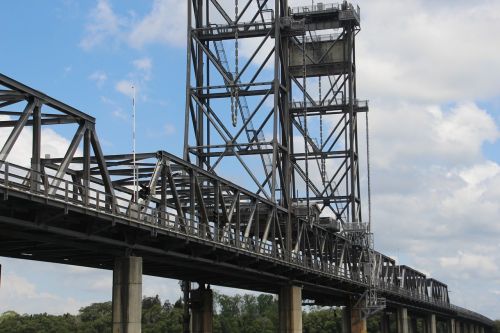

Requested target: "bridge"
[{"left": 0, "top": 1, "right": 495, "bottom": 333}]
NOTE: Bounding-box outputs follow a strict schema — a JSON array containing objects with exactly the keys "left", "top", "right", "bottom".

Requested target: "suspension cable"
[
  {"left": 365, "top": 110, "right": 372, "bottom": 233},
  {"left": 232, "top": 0, "right": 239, "bottom": 127},
  {"left": 303, "top": 35, "right": 310, "bottom": 223},
  {"left": 319, "top": 76, "right": 326, "bottom": 188}
]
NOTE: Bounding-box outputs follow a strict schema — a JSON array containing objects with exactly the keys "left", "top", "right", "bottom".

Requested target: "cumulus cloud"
[
  {"left": 356, "top": 0, "right": 500, "bottom": 103},
  {"left": 439, "top": 251, "right": 498, "bottom": 277},
  {"left": 89, "top": 70, "right": 108, "bottom": 87},
  {"left": 80, "top": 0, "right": 123, "bottom": 50},
  {"left": 81, "top": 0, "right": 187, "bottom": 50},
  {"left": 128, "top": 0, "right": 186, "bottom": 48},
  {"left": 368, "top": 99, "right": 500, "bottom": 315},
  {"left": 369, "top": 102, "right": 499, "bottom": 169},
  {"left": 133, "top": 57, "right": 153, "bottom": 81},
  {"left": 164, "top": 123, "right": 176, "bottom": 135},
  {"left": 115, "top": 79, "right": 136, "bottom": 99},
  {"left": 0, "top": 272, "right": 85, "bottom": 314}
]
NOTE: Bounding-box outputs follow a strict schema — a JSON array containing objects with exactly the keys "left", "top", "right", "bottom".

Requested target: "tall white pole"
[{"left": 132, "top": 85, "right": 137, "bottom": 201}]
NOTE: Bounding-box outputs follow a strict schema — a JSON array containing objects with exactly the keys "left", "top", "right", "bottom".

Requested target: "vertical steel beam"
[
  {"left": 31, "top": 101, "right": 41, "bottom": 191},
  {"left": 183, "top": 0, "right": 193, "bottom": 161}
]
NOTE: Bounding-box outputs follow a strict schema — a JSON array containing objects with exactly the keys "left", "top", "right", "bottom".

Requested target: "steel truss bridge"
[{"left": 0, "top": 0, "right": 494, "bottom": 332}]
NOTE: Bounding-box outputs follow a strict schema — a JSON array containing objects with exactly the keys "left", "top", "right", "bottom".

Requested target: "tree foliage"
[
  {"left": 0, "top": 294, "right": 497, "bottom": 333},
  {"left": 493, "top": 320, "right": 500, "bottom": 333}
]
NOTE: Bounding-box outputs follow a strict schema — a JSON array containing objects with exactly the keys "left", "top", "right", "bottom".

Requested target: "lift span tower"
[{"left": 184, "top": 0, "right": 381, "bottom": 315}]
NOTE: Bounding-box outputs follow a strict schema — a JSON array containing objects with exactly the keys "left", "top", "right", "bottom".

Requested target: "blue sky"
[
  {"left": 2, "top": 0, "right": 187, "bottom": 158},
  {"left": 1, "top": 0, "right": 499, "bottom": 319}
]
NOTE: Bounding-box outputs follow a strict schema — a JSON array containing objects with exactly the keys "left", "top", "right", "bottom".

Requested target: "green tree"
[
  {"left": 303, "top": 307, "right": 342, "bottom": 333},
  {"left": 493, "top": 320, "right": 500, "bottom": 333},
  {"left": 78, "top": 301, "right": 112, "bottom": 333}
]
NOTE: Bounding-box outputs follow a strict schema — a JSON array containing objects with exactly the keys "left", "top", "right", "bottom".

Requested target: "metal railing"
[
  {"left": 291, "top": 3, "right": 341, "bottom": 14},
  {"left": 298, "top": 33, "right": 343, "bottom": 43},
  {"left": 196, "top": 22, "right": 273, "bottom": 37},
  {"left": 290, "top": 99, "right": 368, "bottom": 109}
]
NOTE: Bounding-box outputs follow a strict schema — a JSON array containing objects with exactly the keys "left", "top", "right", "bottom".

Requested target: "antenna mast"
[{"left": 132, "top": 85, "right": 137, "bottom": 200}]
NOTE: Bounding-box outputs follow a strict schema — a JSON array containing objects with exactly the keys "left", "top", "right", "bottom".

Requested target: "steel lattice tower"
[{"left": 184, "top": 0, "right": 365, "bottom": 232}]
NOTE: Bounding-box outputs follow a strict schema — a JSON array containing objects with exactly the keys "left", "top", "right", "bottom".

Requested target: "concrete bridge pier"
[
  {"left": 342, "top": 302, "right": 367, "bottom": 333},
  {"left": 279, "top": 285, "right": 302, "bottom": 333},
  {"left": 409, "top": 315, "right": 418, "bottom": 333},
  {"left": 380, "top": 311, "right": 391, "bottom": 333},
  {"left": 397, "top": 307, "right": 409, "bottom": 333},
  {"left": 425, "top": 314, "right": 437, "bottom": 333},
  {"left": 190, "top": 284, "right": 213, "bottom": 333},
  {"left": 112, "top": 256, "right": 143, "bottom": 333},
  {"left": 450, "top": 318, "right": 456, "bottom": 333}
]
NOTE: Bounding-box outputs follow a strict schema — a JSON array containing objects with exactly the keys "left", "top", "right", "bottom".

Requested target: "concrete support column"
[
  {"left": 380, "top": 312, "right": 390, "bottom": 333},
  {"left": 112, "top": 256, "right": 142, "bottom": 333},
  {"left": 190, "top": 286, "right": 213, "bottom": 333},
  {"left": 397, "top": 308, "right": 409, "bottom": 333},
  {"left": 410, "top": 316, "right": 418, "bottom": 333},
  {"left": 425, "top": 314, "right": 437, "bottom": 333},
  {"left": 450, "top": 319, "right": 456, "bottom": 333},
  {"left": 342, "top": 303, "right": 367, "bottom": 333},
  {"left": 279, "top": 285, "right": 302, "bottom": 333}
]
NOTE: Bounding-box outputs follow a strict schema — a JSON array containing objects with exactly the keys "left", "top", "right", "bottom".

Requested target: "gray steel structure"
[
  {"left": 0, "top": 1, "right": 495, "bottom": 331},
  {"left": 183, "top": 0, "right": 378, "bottom": 315},
  {"left": 184, "top": 0, "right": 365, "bottom": 233}
]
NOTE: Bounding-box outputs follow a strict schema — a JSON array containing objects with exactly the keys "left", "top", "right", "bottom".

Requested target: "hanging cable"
[
  {"left": 319, "top": 76, "right": 326, "bottom": 188},
  {"left": 365, "top": 110, "right": 372, "bottom": 233},
  {"left": 232, "top": 0, "right": 239, "bottom": 127},
  {"left": 302, "top": 35, "right": 311, "bottom": 223}
]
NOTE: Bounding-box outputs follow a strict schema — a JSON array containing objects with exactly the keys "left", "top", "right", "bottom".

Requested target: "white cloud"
[
  {"left": 439, "top": 252, "right": 498, "bottom": 278},
  {"left": 0, "top": 121, "right": 76, "bottom": 167},
  {"left": 369, "top": 102, "right": 499, "bottom": 169},
  {"left": 89, "top": 70, "right": 108, "bottom": 87},
  {"left": 133, "top": 57, "right": 153, "bottom": 81},
  {"left": 115, "top": 79, "right": 136, "bottom": 99},
  {"left": 356, "top": 0, "right": 500, "bottom": 103},
  {"left": 128, "top": 0, "right": 187, "bottom": 48},
  {"left": 368, "top": 99, "right": 500, "bottom": 315},
  {"left": 0, "top": 273, "right": 85, "bottom": 315},
  {"left": 164, "top": 123, "right": 176, "bottom": 135},
  {"left": 133, "top": 57, "right": 152, "bottom": 72},
  {"left": 80, "top": 0, "right": 123, "bottom": 51},
  {"left": 88, "top": 276, "right": 112, "bottom": 292},
  {"left": 101, "top": 95, "right": 128, "bottom": 121}
]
